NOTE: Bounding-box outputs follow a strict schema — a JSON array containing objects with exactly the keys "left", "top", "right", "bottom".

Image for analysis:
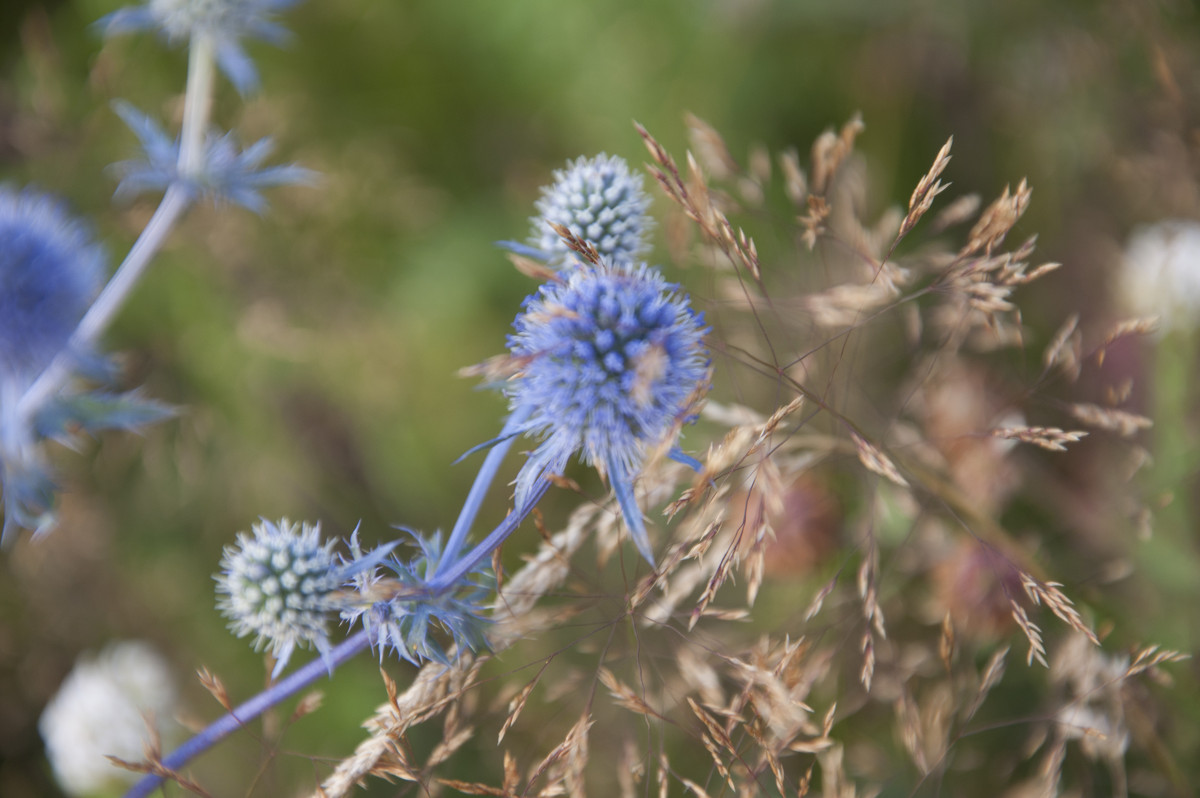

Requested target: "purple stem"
[
  {"left": 124, "top": 628, "right": 372, "bottom": 798},
  {"left": 436, "top": 404, "right": 533, "bottom": 579},
  {"left": 427, "top": 478, "right": 550, "bottom": 593}
]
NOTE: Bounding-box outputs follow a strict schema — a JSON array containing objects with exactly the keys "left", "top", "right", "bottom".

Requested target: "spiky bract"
[
  {"left": 112, "top": 102, "right": 313, "bottom": 211},
  {"left": 340, "top": 530, "right": 492, "bottom": 665}
]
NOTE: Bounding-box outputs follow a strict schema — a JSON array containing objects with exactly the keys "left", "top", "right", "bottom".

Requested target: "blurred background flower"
[
  {"left": 1118, "top": 219, "right": 1200, "bottom": 333},
  {"left": 38, "top": 640, "right": 177, "bottom": 797}
]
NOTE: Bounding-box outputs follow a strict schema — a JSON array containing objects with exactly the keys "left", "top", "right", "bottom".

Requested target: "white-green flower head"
[
  {"left": 99, "top": 0, "right": 299, "bottom": 94},
  {"left": 530, "top": 154, "right": 652, "bottom": 269},
  {"left": 216, "top": 518, "right": 341, "bottom": 676}
]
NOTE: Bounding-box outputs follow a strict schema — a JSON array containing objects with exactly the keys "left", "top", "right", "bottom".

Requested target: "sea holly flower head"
[
  {"left": 340, "top": 529, "right": 492, "bottom": 666},
  {"left": 112, "top": 102, "right": 314, "bottom": 212},
  {"left": 504, "top": 255, "right": 709, "bottom": 564},
  {"left": 99, "top": 0, "right": 300, "bottom": 94},
  {"left": 0, "top": 188, "right": 104, "bottom": 387},
  {"left": 501, "top": 154, "right": 652, "bottom": 269},
  {"left": 216, "top": 518, "right": 344, "bottom": 677}
]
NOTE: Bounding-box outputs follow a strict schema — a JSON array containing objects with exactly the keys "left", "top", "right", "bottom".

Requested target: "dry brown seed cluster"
[{"left": 297, "top": 116, "right": 1177, "bottom": 798}]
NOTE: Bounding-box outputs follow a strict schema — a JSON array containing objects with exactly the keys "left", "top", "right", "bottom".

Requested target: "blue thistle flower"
[
  {"left": 340, "top": 530, "right": 492, "bottom": 665},
  {"left": 0, "top": 188, "right": 104, "bottom": 385},
  {"left": 504, "top": 260, "right": 709, "bottom": 564},
  {"left": 215, "top": 518, "right": 344, "bottom": 677},
  {"left": 111, "top": 102, "right": 314, "bottom": 212},
  {"left": 98, "top": 0, "right": 300, "bottom": 94},
  {"left": 500, "top": 154, "right": 652, "bottom": 269}
]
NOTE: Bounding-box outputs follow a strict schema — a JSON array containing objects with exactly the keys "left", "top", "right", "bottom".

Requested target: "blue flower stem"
[
  {"left": 15, "top": 184, "right": 192, "bottom": 423},
  {"left": 123, "top": 627, "right": 373, "bottom": 798},
  {"left": 427, "top": 478, "right": 550, "bottom": 593},
  {"left": 17, "top": 28, "right": 212, "bottom": 425},
  {"left": 436, "top": 404, "right": 533, "bottom": 579},
  {"left": 180, "top": 32, "right": 216, "bottom": 177}
]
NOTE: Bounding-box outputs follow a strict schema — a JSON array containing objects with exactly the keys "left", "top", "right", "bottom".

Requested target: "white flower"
[
  {"left": 39, "top": 641, "right": 177, "bottom": 797},
  {"left": 1118, "top": 219, "right": 1200, "bottom": 333}
]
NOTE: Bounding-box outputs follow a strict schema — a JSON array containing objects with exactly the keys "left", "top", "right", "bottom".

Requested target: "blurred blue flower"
[
  {"left": 0, "top": 188, "right": 104, "bottom": 386},
  {"left": 340, "top": 529, "right": 492, "bottom": 666},
  {"left": 504, "top": 261, "right": 708, "bottom": 564},
  {"left": 500, "top": 154, "right": 652, "bottom": 269},
  {"left": 98, "top": 0, "right": 300, "bottom": 94},
  {"left": 112, "top": 102, "right": 314, "bottom": 212}
]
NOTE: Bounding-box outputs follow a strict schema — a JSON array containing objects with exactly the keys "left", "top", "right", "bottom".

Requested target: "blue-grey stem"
[
  {"left": 178, "top": 33, "right": 215, "bottom": 179},
  {"left": 427, "top": 478, "right": 550, "bottom": 593},
  {"left": 18, "top": 25, "right": 216, "bottom": 424},
  {"left": 436, "top": 403, "right": 533, "bottom": 578},
  {"left": 16, "top": 184, "right": 192, "bottom": 423},
  {"left": 123, "top": 628, "right": 372, "bottom": 798}
]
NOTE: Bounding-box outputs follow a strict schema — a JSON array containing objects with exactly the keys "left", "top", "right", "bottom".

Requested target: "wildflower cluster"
[
  {"left": 106, "top": 144, "right": 705, "bottom": 795},
  {"left": 0, "top": 187, "right": 172, "bottom": 538},
  {"left": 17, "top": 2, "right": 1190, "bottom": 798}
]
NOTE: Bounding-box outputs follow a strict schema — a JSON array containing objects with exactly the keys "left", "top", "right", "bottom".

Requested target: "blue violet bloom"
[
  {"left": 504, "top": 258, "right": 709, "bottom": 565},
  {"left": 0, "top": 188, "right": 104, "bottom": 386},
  {"left": 0, "top": 188, "right": 105, "bottom": 539}
]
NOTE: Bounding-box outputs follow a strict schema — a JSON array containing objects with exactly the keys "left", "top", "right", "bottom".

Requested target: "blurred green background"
[{"left": 2, "top": 0, "right": 1199, "bottom": 796}]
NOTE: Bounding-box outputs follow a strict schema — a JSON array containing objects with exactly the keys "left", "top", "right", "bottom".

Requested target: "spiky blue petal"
[
  {"left": 1, "top": 454, "right": 57, "bottom": 541},
  {"left": 111, "top": 102, "right": 315, "bottom": 212},
  {"left": 34, "top": 391, "right": 176, "bottom": 444},
  {"left": 504, "top": 261, "right": 709, "bottom": 564},
  {"left": 340, "top": 530, "right": 492, "bottom": 665}
]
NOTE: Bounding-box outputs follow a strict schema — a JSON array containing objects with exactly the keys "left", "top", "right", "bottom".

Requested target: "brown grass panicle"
[{"left": 306, "top": 118, "right": 1177, "bottom": 798}]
